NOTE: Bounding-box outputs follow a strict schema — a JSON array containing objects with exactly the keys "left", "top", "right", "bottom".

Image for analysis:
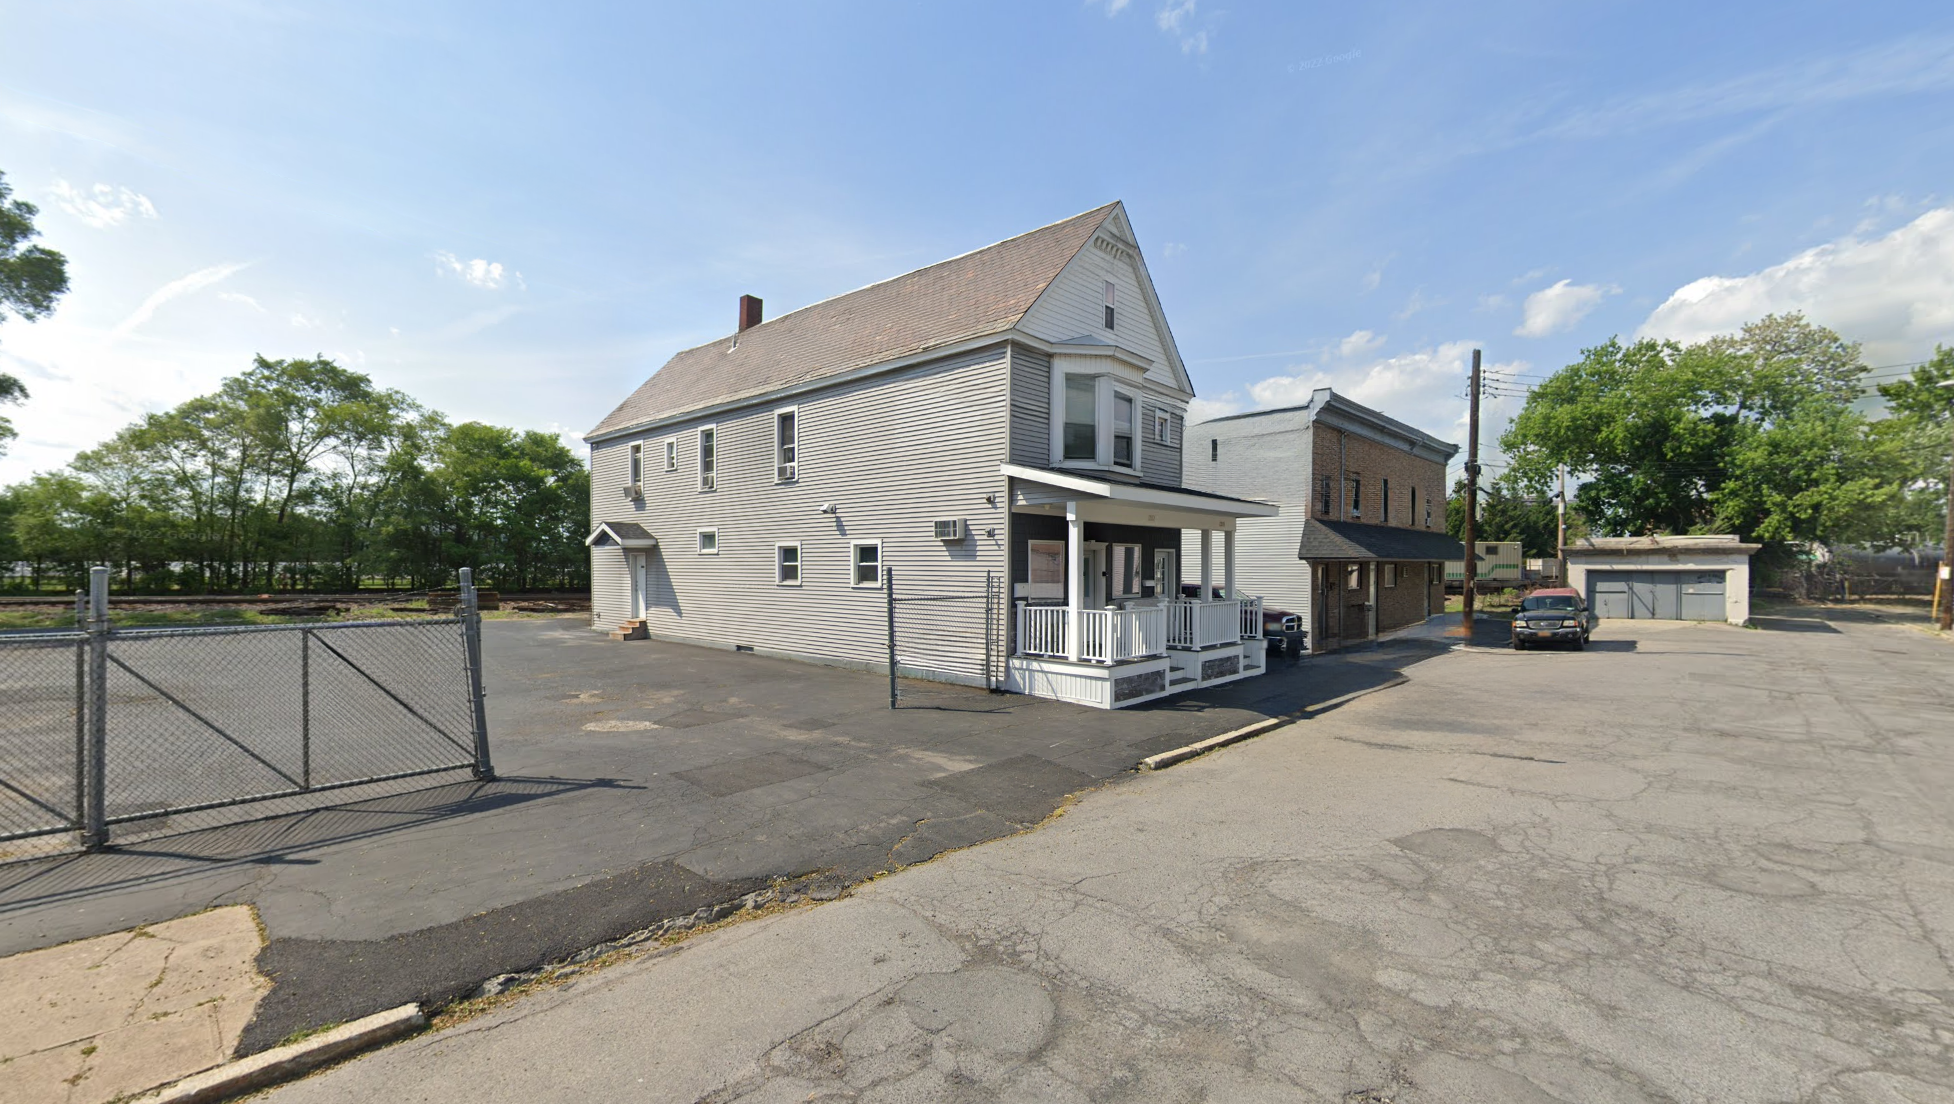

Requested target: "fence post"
[
  {"left": 886, "top": 567, "right": 898, "bottom": 710},
  {"left": 459, "top": 568, "right": 496, "bottom": 781},
  {"left": 300, "top": 629, "right": 312, "bottom": 789},
  {"left": 82, "top": 566, "right": 109, "bottom": 851}
]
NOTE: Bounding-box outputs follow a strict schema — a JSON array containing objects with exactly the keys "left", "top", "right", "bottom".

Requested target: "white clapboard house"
[{"left": 583, "top": 202, "right": 1278, "bottom": 708}]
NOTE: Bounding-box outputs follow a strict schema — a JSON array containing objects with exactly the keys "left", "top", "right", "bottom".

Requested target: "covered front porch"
[{"left": 1000, "top": 464, "right": 1280, "bottom": 709}]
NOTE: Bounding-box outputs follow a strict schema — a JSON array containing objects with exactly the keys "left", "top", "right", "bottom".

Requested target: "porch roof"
[
  {"left": 1296, "top": 518, "right": 1463, "bottom": 562},
  {"left": 1001, "top": 463, "right": 1279, "bottom": 525},
  {"left": 585, "top": 520, "right": 659, "bottom": 549}
]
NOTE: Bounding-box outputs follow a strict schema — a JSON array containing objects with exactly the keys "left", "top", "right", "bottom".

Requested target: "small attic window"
[{"left": 1103, "top": 281, "right": 1116, "bottom": 330}]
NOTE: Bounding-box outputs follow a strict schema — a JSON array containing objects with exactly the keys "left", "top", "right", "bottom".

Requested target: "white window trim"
[
  {"left": 1050, "top": 371, "right": 1146, "bottom": 473},
  {"left": 1153, "top": 409, "right": 1171, "bottom": 446},
  {"left": 697, "top": 425, "right": 717, "bottom": 492},
  {"left": 697, "top": 528, "right": 719, "bottom": 555},
  {"left": 774, "top": 406, "right": 799, "bottom": 483},
  {"left": 629, "top": 442, "right": 644, "bottom": 486},
  {"left": 1110, "top": 543, "right": 1142, "bottom": 597},
  {"left": 775, "top": 542, "right": 802, "bottom": 587},
  {"left": 664, "top": 439, "right": 677, "bottom": 472},
  {"left": 850, "top": 539, "right": 883, "bottom": 589}
]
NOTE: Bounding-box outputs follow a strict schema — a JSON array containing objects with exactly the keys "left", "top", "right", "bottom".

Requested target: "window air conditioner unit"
[
  {"left": 623, "top": 483, "right": 643, "bottom": 500},
  {"left": 777, "top": 462, "right": 796, "bottom": 482},
  {"left": 932, "top": 519, "right": 965, "bottom": 541}
]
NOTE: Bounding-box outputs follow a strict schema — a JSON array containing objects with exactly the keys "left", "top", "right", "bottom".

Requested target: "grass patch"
[{"left": 276, "top": 1020, "right": 344, "bottom": 1048}]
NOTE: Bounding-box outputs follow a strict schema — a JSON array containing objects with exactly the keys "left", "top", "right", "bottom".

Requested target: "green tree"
[
  {"left": 1872, "top": 345, "right": 1954, "bottom": 551},
  {"left": 1446, "top": 476, "right": 1574, "bottom": 556},
  {"left": 1499, "top": 314, "right": 1908, "bottom": 559},
  {"left": 1, "top": 169, "right": 70, "bottom": 458}
]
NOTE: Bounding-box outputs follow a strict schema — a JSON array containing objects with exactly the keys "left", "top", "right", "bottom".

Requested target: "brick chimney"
[{"left": 738, "top": 294, "right": 763, "bottom": 332}]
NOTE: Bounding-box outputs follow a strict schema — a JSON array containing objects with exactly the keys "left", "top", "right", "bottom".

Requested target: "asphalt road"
[
  {"left": 0, "top": 616, "right": 1458, "bottom": 1054},
  {"left": 266, "top": 609, "right": 1954, "bottom": 1103}
]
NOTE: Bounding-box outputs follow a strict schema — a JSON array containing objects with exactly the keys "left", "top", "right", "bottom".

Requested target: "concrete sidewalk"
[
  {"left": 1, "top": 616, "right": 1449, "bottom": 1057},
  {"left": 260, "top": 609, "right": 1954, "bottom": 1104}
]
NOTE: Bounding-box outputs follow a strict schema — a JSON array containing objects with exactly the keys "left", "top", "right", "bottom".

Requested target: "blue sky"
[{"left": 4, "top": 1, "right": 1952, "bottom": 485}]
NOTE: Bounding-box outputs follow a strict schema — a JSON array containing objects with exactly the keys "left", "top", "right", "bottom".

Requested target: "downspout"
[{"left": 1338, "top": 429, "right": 1347, "bottom": 518}]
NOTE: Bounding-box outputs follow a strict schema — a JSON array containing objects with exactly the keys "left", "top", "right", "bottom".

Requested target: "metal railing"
[{"left": 0, "top": 566, "right": 493, "bottom": 853}]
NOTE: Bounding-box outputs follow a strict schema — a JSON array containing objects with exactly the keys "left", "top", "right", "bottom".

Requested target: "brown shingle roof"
[{"left": 587, "top": 203, "right": 1119, "bottom": 439}]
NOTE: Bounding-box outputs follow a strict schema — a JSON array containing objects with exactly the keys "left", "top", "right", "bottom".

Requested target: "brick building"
[{"left": 1183, "top": 388, "right": 1463, "bottom": 652}]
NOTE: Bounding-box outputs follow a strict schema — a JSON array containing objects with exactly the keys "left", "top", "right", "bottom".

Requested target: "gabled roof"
[
  {"left": 585, "top": 521, "right": 658, "bottom": 549},
  {"left": 588, "top": 203, "right": 1122, "bottom": 440},
  {"left": 1296, "top": 518, "right": 1464, "bottom": 562}
]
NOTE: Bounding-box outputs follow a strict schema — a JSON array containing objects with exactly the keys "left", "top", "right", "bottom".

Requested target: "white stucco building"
[{"left": 1563, "top": 535, "right": 1759, "bottom": 625}]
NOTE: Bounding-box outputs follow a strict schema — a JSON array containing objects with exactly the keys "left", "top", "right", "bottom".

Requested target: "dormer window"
[{"left": 1103, "top": 281, "right": 1116, "bottom": 330}]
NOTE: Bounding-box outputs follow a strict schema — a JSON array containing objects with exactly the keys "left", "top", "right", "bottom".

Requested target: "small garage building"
[{"left": 1564, "top": 535, "right": 1759, "bottom": 625}]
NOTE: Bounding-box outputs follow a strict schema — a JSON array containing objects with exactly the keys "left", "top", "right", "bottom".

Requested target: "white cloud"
[
  {"left": 111, "top": 262, "right": 250, "bottom": 338},
  {"left": 1476, "top": 293, "right": 1510, "bottom": 313},
  {"left": 1088, "top": 0, "right": 1132, "bottom": 13},
  {"left": 217, "top": 291, "right": 265, "bottom": 313},
  {"left": 1156, "top": 0, "right": 1208, "bottom": 54},
  {"left": 1638, "top": 204, "right": 1954, "bottom": 364},
  {"left": 50, "top": 180, "right": 157, "bottom": 229},
  {"left": 434, "top": 251, "right": 521, "bottom": 290},
  {"left": 1208, "top": 341, "right": 1530, "bottom": 459},
  {"left": 1159, "top": 241, "right": 1187, "bottom": 258},
  {"left": 1337, "top": 329, "right": 1385, "bottom": 358},
  {"left": 1393, "top": 289, "right": 1437, "bottom": 321},
  {"left": 1514, "top": 279, "right": 1618, "bottom": 338}
]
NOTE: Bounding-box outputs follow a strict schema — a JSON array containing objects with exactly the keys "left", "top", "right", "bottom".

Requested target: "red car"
[{"left": 1181, "top": 584, "right": 1307, "bottom": 655}]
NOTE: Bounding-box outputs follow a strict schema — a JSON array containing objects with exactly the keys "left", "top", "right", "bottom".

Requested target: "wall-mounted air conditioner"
[
  {"left": 623, "top": 483, "right": 643, "bottom": 500},
  {"left": 932, "top": 519, "right": 965, "bottom": 541},
  {"left": 776, "top": 462, "right": 797, "bottom": 482}
]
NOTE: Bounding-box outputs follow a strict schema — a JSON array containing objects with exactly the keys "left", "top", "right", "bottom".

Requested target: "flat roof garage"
[{"left": 1564, "top": 535, "right": 1760, "bottom": 625}]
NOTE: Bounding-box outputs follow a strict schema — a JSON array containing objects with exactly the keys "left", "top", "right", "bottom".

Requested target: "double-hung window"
[
  {"left": 698, "top": 426, "right": 716, "bottom": 492},
  {"left": 1154, "top": 411, "right": 1171, "bottom": 445},
  {"left": 1112, "top": 393, "right": 1135, "bottom": 468},
  {"left": 775, "top": 542, "right": 801, "bottom": 586},
  {"left": 1319, "top": 477, "right": 1333, "bottom": 515},
  {"left": 664, "top": 440, "right": 677, "bottom": 471},
  {"left": 1382, "top": 563, "right": 1399, "bottom": 588},
  {"left": 1349, "top": 478, "right": 1362, "bottom": 517},
  {"left": 629, "top": 443, "right": 644, "bottom": 487},
  {"left": 1382, "top": 479, "right": 1391, "bottom": 523},
  {"left": 851, "top": 541, "right": 881, "bottom": 588},
  {"left": 1103, "top": 280, "right": 1116, "bottom": 330},
  {"left": 1409, "top": 486, "right": 1417, "bottom": 528},
  {"left": 1063, "top": 376, "right": 1097, "bottom": 461},
  {"left": 775, "top": 409, "right": 797, "bottom": 482}
]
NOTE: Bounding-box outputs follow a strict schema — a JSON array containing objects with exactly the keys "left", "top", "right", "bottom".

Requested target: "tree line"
[
  {"left": 0, "top": 356, "right": 590, "bottom": 594},
  {"left": 1453, "top": 315, "right": 1951, "bottom": 571}
]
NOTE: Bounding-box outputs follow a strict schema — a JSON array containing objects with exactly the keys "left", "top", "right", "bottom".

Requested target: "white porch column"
[
  {"left": 1066, "top": 500, "right": 1083, "bottom": 662},
  {"left": 1223, "top": 529, "right": 1236, "bottom": 599},
  {"left": 1199, "top": 530, "right": 1214, "bottom": 598}
]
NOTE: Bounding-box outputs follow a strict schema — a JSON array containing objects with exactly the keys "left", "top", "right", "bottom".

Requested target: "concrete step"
[{"left": 609, "top": 622, "right": 649, "bottom": 641}]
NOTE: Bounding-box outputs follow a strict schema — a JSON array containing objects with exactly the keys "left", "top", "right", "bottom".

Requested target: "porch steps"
[{"left": 609, "top": 618, "right": 648, "bottom": 642}]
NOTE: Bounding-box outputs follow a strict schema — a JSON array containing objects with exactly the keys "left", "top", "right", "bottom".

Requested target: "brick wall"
[
  {"left": 1376, "top": 560, "right": 1438, "bottom": 633},
  {"left": 1307, "top": 428, "right": 1447, "bottom": 533}
]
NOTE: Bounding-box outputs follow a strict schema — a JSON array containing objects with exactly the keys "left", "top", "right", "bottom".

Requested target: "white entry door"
[
  {"left": 1153, "top": 549, "right": 1178, "bottom": 599},
  {"left": 630, "top": 554, "right": 648, "bottom": 619}
]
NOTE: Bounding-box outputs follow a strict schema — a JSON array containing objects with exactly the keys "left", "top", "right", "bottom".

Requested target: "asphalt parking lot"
[
  {"left": 0, "top": 616, "right": 1463, "bottom": 1052},
  {"left": 264, "top": 607, "right": 1954, "bottom": 1104}
]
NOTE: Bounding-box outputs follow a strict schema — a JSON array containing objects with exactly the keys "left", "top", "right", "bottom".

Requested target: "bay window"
[
  {"left": 1112, "top": 393, "right": 1135, "bottom": 468},
  {"left": 1056, "top": 371, "right": 1145, "bottom": 471}
]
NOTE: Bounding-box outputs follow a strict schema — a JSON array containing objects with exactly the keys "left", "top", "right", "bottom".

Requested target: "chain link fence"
[
  {"left": 0, "top": 568, "right": 492, "bottom": 856},
  {"left": 884, "top": 569, "right": 1003, "bottom": 707}
]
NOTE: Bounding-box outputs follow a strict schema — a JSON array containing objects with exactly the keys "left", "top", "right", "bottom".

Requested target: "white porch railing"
[
  {"left": 1240, "top": 596, "right": 1263, "bottom": 640},
  {"left": 1167, "top": 598, "right": 1255, "bottom": 649},
  {"left": 1016, "top": 605, "right": 1168, "bottom": 664}
]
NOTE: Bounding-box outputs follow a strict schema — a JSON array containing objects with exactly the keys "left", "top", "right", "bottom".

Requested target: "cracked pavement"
[
  {"left": 0, "top": 617, "right": 1414, "bottom": 1053},
  {"left": 265, "top": 610, "right": 1953, "bottom": 1103}
]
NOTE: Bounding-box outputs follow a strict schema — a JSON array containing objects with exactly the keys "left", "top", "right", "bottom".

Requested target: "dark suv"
[{"left": 1511, "top": 588, "right": 1595, "bottom": 651}]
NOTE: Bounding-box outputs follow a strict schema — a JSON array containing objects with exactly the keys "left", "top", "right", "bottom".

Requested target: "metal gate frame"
[
  {"left": 883, "top": 568, "right": 1003, "bottom": 708},
  {"left": 0, "top": 567, "right": 494, "bottom": 852}
]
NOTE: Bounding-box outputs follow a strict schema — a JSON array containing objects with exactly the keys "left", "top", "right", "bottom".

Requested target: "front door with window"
[
  {"left": 630, "top": 553, "right": 648, "bottom": 619},
  {"left": 1081, "top": 542, "right": 1107, "bottom": 607},
  {"left": 1152, "top": 549, "right": 1177, "bottom": 599}
]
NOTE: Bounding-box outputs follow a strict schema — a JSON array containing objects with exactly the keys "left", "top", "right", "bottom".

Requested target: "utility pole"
[
  {"left": 1556, "top": 463, "right": 1567, "bottom": 582},
  {"left": 1939, "top": 379, "right": 1954, "bottom": 630},
  {"left": 1462, "top": 349, "right": 1481, "bottom": 634}
]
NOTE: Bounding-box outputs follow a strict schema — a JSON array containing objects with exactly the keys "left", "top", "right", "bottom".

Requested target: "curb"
[
  {"left": 138, "top": 1004, "right": 425, "bottom": 1103},
  {"left": 1140, "top": 676, "right": 1410, "bottom": 771}
]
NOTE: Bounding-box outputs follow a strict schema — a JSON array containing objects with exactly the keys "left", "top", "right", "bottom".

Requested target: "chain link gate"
[
  {"left": 883, "top": 569, "right": 1003, "bottom": 708},
  {"left": 0, "top": 567, "right": 493, "bottom": 855}
]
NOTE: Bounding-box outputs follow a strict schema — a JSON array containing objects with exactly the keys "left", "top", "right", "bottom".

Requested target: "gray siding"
[
  {"left": 1183, "top": 410, "right": 1316, "bottom": 626},
  {"left": 589, "top": 344, "right": 1013, "bottom": 684},
  {"left": 1008, "top": 343, "right": 1051, "bottom": 467},
  {"left": 1140, "top": 404, "right": 1183, "bottom": 486}
]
